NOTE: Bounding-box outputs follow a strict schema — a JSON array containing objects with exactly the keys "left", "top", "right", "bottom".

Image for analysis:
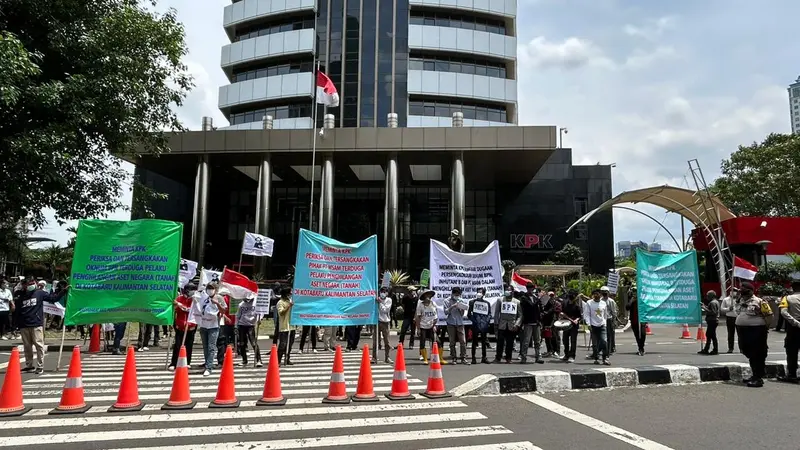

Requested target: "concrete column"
[
  {"left": 450, "top": 153, "right": 465, "bottom": 238},
  {"left": 452, "top": 111, "right": 464, "bottom": 128},
  {"left": 262, "top": 114, "right": 274, "bottom": 130},
  {"left": 255, "top": 154, "right": 272, "bottom": 275},
  {"left": 319, "top": 154, "right": 335, "bottom": 237},
  {"left": 190, "top": 154, "right": 210, "bottom": 266},
  {"left": 383, "top": 154, "right": 399, "bottom": 270}
]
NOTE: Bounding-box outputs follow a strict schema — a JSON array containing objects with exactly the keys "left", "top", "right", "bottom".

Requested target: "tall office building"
[
  {"left": 790, "top": 76, "right": 800, "bottom": 134},
  {"left": 219, "top": 0, "right": 518, "bottom": 129}
]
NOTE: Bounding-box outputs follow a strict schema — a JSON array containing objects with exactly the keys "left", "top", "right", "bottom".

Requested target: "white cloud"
[
  {"left": 518, "top": 37, "right": 614, "bottom": 70},
  {"left": 623, "top": 16, "right": 676, "bottom": 41}
]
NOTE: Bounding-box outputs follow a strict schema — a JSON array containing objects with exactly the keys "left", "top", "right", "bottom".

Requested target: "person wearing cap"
[
  {"left": 15, "top": 280, "right": 50, "bottom": 373},
  {"left": 735, "top": 282, "right": 773, "bottom": 387},
  {"left": 169, "top": 283, "right": 198, "bottom": 370},
  {"left": 415, "top": 289, "right": 439, "bottom": 364},
  {"left": 444, "top": 286, "right": 468, "bottom": 365},
  {"left": 397, "top": 286, "right": 418, "bottom": 349},
  {"left": 777, "top": 280, "right": 800, "bottom": 383},
  {"left": 447, "top": 229, "right": 464, "bottom": 252},
  {"left": 468, "top": 287, "right": 492, "bottom": 364},
  {"left": 376, "top": 286, "right": 393, "bottom": 364},
  {"left": 494, "top": 283, "right": 521, "bottom": 363},
  {"left": 600, "top": 286, "right": 617, "bottom": 354},
  {"left": 698, "top": 290, "right": 720, "bottom": 355},
  {"left": 720, "top": 287, "right": 740, "bottom": 353}
]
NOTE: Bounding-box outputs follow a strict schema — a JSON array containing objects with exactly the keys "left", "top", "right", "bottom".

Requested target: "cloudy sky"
[{"left": 40, "top": 0, "right": 797, "bottom": 254}]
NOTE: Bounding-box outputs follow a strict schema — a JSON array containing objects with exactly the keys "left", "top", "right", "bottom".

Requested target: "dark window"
[
  {"left": 230, "top": 58, "right": 314, "bottom": 83},
  {"left": 233, "top": 14, "right": 316, "bottom": 42},
  {"left": 228, "top": 102, "right": 311, "bottom": 125},
  {"left": 408, "top": 97, "right": 507, "bottom": 123},
  {"left": 574, "top": 197, "right": 589, "bottom": 217},
  {"left": 408, "top": 54, "right": 508, "bottom": 79},
  {"left": 409, "top": 11, "right": 506, "bottom": 35}
]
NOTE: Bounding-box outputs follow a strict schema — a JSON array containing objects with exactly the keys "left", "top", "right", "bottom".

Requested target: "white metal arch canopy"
[{"left": 566, "top": 185, "right": 736, "bottom": 233}]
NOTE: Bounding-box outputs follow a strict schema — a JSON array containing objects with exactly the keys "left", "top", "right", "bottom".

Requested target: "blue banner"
[
  {"left": 291, "top": 229, "right": 378, "bottom": 326},
  {"left": 636, "top": 248, "right": 702, "bottom": 324}
]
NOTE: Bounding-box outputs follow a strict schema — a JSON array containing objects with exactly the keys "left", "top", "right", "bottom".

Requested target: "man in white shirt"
[
  {"left": 376, "top": 286, "right": 393, "bottom": 364},
  {"left": 583, "top": 289, "right": 610, "bottom": 365},
  {"left": 600, "top": 286, "right": 617, "bottom": 354},
  {"left": 720, "top": 287, "right": 740, "bottom": 353}
]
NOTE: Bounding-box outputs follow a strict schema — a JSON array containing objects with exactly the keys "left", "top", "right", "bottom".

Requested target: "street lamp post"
[{"left": 559, "top": 127, "right": 568, "bottom": 148}]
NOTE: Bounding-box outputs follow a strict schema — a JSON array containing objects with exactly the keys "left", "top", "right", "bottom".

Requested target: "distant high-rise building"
[
  {"left": 790, "top": 76, "right": 800, "bottom": 134},
  {"left": 617, "top": 240, "right": 648, "bottom": 258},
  {"left": 648, "top": 242, "right": 662, "bottom": 252}
]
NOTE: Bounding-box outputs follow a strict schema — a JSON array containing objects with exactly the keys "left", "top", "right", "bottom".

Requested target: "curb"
[{"left": 452, "top": 360, "right": 789, "bottom": 395}]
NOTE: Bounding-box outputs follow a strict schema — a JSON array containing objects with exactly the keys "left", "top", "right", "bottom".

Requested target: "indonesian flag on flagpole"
[
  {"left": 316, "top": 70, "right": 339, "bottom": 107},
  {"left": 733, "top": 256, "right": 758, "bottom": 281},
  {"left": 511, "top": 272, "right": 532, "bottom": 293},
  {"left": 221, "top": 268, "right": 259, "bottom": 299}
]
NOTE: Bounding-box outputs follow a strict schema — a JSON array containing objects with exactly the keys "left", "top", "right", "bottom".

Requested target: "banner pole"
[{"left": 56, "top": 321, "right": 67, "bottom": 371}]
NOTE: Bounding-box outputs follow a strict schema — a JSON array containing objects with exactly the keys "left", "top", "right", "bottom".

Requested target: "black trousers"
[
  {"left": 785, "top": 326, "right": 800, "bottom": 378},
  {"left": 726, "top": 316, "right": 737, "bottom": 351},
  {"left": 217, "top": 325, "right": 236, "bottom": 364},
  {"left": 631, "top": 321, "right": 647, "bottom": 352},
  {"left": 238, "top": 325, "right": 261, "bottom": 364},
  {"left": 703, "top": 321, "right": 719, "bottom": 352},
  {"left": 737, "top": 325, "right": 769, "bottom": 380},
  {"left": 170, "top": 328, "right": 196, "bottom": 367},
  {"left": 0, "top": 311, "right": 8, "bottom": 337},
  {"left": 495, "top": 328, "right": 516, "bottom": 361},
  {"left": 345, "top": 325, "right": 361, "bottom": 350},
  {"left": 300, "top": 326, "right": 317, "bottom": 351},
  {"left": 398, "top": 318, "right": 416, "bottom": 347},
  {"left": 277, "top": 329, "right": 296, "bottom": 364},
  {"left": 471, "top": 326, "right": 488, "bottom": 359},
  {"left": 562, "top": 325, "right": 579, "bottom": 358}
]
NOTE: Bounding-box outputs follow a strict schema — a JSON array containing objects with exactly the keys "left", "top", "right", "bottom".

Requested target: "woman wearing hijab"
[{"left": 735, "top": 282, "right": 773, "bottom": 387}]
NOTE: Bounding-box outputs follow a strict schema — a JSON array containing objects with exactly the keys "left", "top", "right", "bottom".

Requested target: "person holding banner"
[
  {"left": 735, "top": 282, "right": 773, "bottom": 388},
  {"left": 415, "top": 289, "right": 439, "bottom": 365},
  {"left": 236, "top": 295, "right": 263, "bottom": 367},
  {"left": 467, "top": 287, "right": 491, "bottom": 364},
  {"left": 169, "top": 283, "right": 197, "bottom": 371},
  {"left": 494, "top": 285, "right": 521, "bottom": 364},
  {"left": 377, "top": 286, "right": 393, "bottom": 364}
]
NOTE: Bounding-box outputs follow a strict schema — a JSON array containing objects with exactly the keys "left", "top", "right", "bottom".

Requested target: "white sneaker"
[
  {"left": 1, "top": 336, "right": 7, "bottom": 340},
  {"left": 143, "top": 347, "right": 149, "bottom": 351},
  {"left": 203, "top": 369, "right": 211, "bottom": 377},
  {"left": 167, "top": 366, "right": 175, "bottom": 372},
  {"left": 299, "top": 349, "right": 304, "bottom": 354},
  {"left": 255, "top": 362, "right": 263, "bottom": 368},
  {"left": 312, "top": 349, "right": 318, "bottom": 353},
  {"left": 137, "top": 348, "right": 144, "bottom": 352}
]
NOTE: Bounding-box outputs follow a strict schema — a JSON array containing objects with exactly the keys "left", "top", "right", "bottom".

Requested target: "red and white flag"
[
  {"left": 221, "top": 268, "right": 259, "bottom": 299},
  {"left": 316, "top": 70, "right": 339, "bottom": 107},
  {"left": 511, "top": 272, "right": 532, "bottom": 293},
  {"left": 733, "top": 256, "right": 758, "bottom": 281}
]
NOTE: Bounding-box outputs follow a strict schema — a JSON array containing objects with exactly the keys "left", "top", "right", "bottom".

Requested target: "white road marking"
[
  {"left": 0, "top": 345, "right": 23, "bottom": 370},
  {"left": 424, "top": 443, "right": 542, "bottom": 450},
  {"left": 27, "top": 372, "right": 399, "bottom": 385},
  {"left": 0, "top": 412, "right": 487, "bottom": 446},
  {"left": 23, "top": 397, "right": 336, "bottom": 415},
  {"left": 112, "top": 426, "right": 513, "bottom": 450},
  {"left": 11, "top": 401, "right": 467, "bottom": 428},
  {"left": 519, "top": 394, "right": 675, "bottom": 450}
]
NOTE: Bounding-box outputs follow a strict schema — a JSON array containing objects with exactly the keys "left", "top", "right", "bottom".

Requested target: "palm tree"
[{"left": 36, "top": 244, "right": 73, "bottom": 280}]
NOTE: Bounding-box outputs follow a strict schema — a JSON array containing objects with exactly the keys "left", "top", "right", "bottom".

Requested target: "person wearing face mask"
[
  {"left": 169, "top": 283, "right": 197, "bottom": 370},
  {"left": 376, "top": 286, "right": 393, "bottom": 364},
  {"left": 494, "top": 283, "right": 521, "bottom": 364},
  {"left": 541, "top": 291, "right": 561, "bottom": 358},
  {"left": 519, "top": 282, "right": 544, "bottom": 364},
  {"left": 468, "top": 287, "right": 491, "bottom": 364},
  {"left": 415, "top": 289, "right": 438, "bottom": 364},
  {"left": 735, "top": 282, "right": 773, "bottom": 387},
  {"left": 16, "top": 280, "right": 48, "bottom": 373},
  {"left": 720, "top": 287, "right": 740, "bottom": 353},
  {"left": 0, "top": 280, "right": 12, "bottom": 340},
  {"left": 276, "top": 285, "right": 295, "bottom": 365},
  {"left": 600, "top": 286, "right": 617, "bottom": 355},
  {"left": 698, "top": 290, "right": 720, "bottom": 355},
  {"left": 398, "top": 286, "right": 418, "bottom": 349},
  {"left": 198, "top": 283, "right": 227, "bottom": 377},
  {"left": 236, "top": 294, "right": 262, "bottom": 367},
  {"left": 444, "top": 287, "right": 468, "bottom": 365},
  {"left": 560, "top": 290, "right": 583, "bottom": 363}
]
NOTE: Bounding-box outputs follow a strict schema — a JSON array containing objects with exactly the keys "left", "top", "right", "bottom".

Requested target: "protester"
[
  {"left": 699, "top": 290, "right": 720, "bottom": 355},
  {"left": 276, "top": 285, "right": 295, "bottom": 365},
  {"left": 216, "top": 288, "right": 236, "bottom": 367},
  {"left": 0, "top": 280, "right": 13, "bottom": 339},
  {"left": 444, "top": 286, "right": 468, "bottom": 364},
  {"left": 415, "top": 289, "right": 438, "bottom": 365},
  {"left": 320, "top": 325, "right": 336, "bottom": 352},
  {"left": 376, "top": 286, "right": 393, "bottom": 364},
  {"left": 494, "top": 283, "right": 521, "bottom": 364},
  {"left": 777, "top": 280, "right": 800, "bottom": 384},
  {"left": 601, "top": 286, "right": 617, "bottom": 354},
  {"left": 398, "top": 286, "right": 418, "bottom": 349},
  {"left": 169, "top": 283, "right": 197, "bottom": 370},
  {"left": 16, "top": 280, "right": 48, "bottom": 373},
  {"left": 560, "top": 290, "right": 583, "bottom": 363},
  {"left": 467, "top": 287, "right": 491, "bottom": 364},
  {"left": 519, "top": 282, "right": 543, "bottom": 364},
  {"left": 344, "top": 324, "right": 362, "bottom": 352},
  {"left": 735, "top": 282, "right": 772, "bottom": 388},
  {"left": 137, "top": 323, "right": 155, "bottom": 352},
  {"left": 299, "top": 325, "right": 318, "bottom": 354},
  {"left": 541, "top": 290, "right": 561, "bottom": 358},
  {"left": 198, "top": 282, "right": 226, "bottom": 376},
  {"left": 236, "top": 294, "right": 262, "bottom": 367},
  {"left": 720, "top": 287, "right": 740, "bottom": 353},
  {"left": 111, "top": 323, "right": 127, "bottom": 355},
  {"left": 584, "top": 289, "right": 610, "bottom": 365},
  {"left": 626, "top": 286, "right": 646, "bottom": 356}
]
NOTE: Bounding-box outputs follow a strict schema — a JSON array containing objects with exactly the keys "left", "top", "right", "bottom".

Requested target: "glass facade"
[
  {"left": 393, "top": 0, "right": 409, "bottom": 127},
  {"left": 233, "top": 16, "right": 316, "bottom": 42},
  {"left": 359, "top": 0, "right": 377, "bottom": 127},
  {"left": 328, "top": 0, "right": 344, "bottom": 125},
  {"left": 409, "top": 10, "right": 507, "bottom": 35},
  {"left": 228, "top": 102, "right": 312, "bottom": 125},
  {"left": 376, "top": 0, "right": 394, "bottom": 127},
  {"left": 409, "top": 97, "right": 508, "bottom": 122},
  {"left": 342, "top": 0, "right": 361, "bottom": 128},
  {"left": 409, "top": 54, "right": 508, "bottom": 79},
  {"left": 231, "top": 58, "right": 314, "bottom": 83}
]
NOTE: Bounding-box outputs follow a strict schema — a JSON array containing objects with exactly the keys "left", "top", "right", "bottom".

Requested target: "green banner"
[
  {"left": 420, "top": 269, "right": 430, "bottom": 287},
  {"left": 635, "top": 248, "right": 702, "bottom": 324},
  {"left": 65, "top": 219, "right": 183, "bottom": 326}
]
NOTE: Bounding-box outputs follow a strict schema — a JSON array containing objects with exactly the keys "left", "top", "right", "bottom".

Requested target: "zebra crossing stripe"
[
  {"left": 23, "top": 397, "right": 332, "bottom": 415},
  {"left": 0, "top": 412, "right": 487, "bottom": 446},
  {"left": 422, "top": 442, "right": 542, "bottom": 450},
  {"left": 28, "top": 373, "right": 399, "bottom": 386}
]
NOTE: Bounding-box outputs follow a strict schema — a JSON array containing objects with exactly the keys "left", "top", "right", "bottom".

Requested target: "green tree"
[
  {"left": 711, "top": 133, "right": 800, "bottom": 216},
  {"left": 553, "top": 244, "right": 585, "bottom": 265},
  {"left": 32, "top": 244, "right": 73, "bottom": 279},
  {"left": 0, "top": 0, "right": 192, "bottom": 237}
]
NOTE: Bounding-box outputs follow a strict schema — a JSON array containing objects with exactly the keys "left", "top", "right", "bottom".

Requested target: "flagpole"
[{"left": 308, "top": 59, "right": 321, "bottom": 230}]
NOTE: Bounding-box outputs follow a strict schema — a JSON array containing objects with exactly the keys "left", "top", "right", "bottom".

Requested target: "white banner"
[
  {"left": 44, "top": 302, "right": 65, "bottom": 317},
  {"left": 607, "top": 272, "right": 620, "bottom": 294},
  {"left": 242, "top": 231, "right": 274, "bottom": 257},
  {"left": 429, "top": 239, "right": 504, "bottom": 325},
  {"left": 200, "top": 269, "right": 222, "bottom": 288},
  {"left": 179, "top": 258, "right": 198, "bottom": 289},
  {"left": 255, "top": 287, "right": 272, "bottom": 317}
]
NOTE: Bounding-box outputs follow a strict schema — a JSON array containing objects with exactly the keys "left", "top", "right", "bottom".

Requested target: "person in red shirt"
[
  {"left": 216, "top": 288, "right": 237, "bottom": 366},
  {"left": 169, "top": 283, "right": 198, "bottom": 371}
]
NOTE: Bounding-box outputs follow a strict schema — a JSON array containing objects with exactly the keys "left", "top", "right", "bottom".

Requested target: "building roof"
[{"left": 567, "top": 185, "right": 736, "bottom": 233}]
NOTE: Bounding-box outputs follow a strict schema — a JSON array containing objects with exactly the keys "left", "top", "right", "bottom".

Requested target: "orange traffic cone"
[
  {"left": 50, "top": 346, "right": 91, "bottom": 415},
  {"left": 386, "top": 343, "right": 414, "bottom": 401},
  {"left": 645, "top": 324, "right": 653, "bottom": 335},
  {"left": 0, "top": 347, "right": 31, "bottom": 417},
  {"left": 108, "top": 347, "right": 145, "bottom": 412},
  {"left": 352, "top": 345, "right": 378, "bottom": 402},
  {"left": 322, "top": 345, "right": 350, "bottom": 404},
  {"left": 257, "top": 345, "right": 286, "bottom": 406},
  {"left": 162, "top": 346, "right": 196, "bottom": 410},
  {"left": 420, "top": 342, "right": 451, "bottom": 399},
  {"left": 696, "top": 324, "right": 706, "bottom": 342},
  {"left": 680, "top": 324, "right": 692, "bottom": 339},
  {"left": 209, "top": 345, "right": 240, "bottom": 408},
  {"left": 88, "top": 324, "right": 101, "bottom": 354}
]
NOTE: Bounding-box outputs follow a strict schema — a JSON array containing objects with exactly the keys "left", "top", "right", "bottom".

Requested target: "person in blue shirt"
[{"left": 468, "top": 287, "right": 492, "bottom": 364}]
